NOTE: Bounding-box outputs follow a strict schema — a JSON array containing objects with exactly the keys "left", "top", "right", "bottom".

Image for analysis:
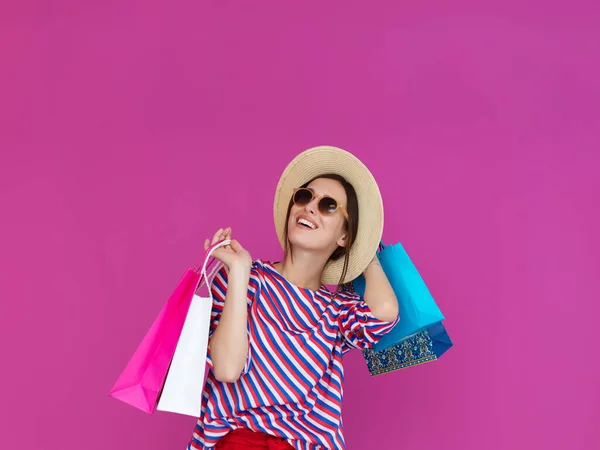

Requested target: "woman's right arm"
[
  {"left": 204, "top": 227, "right": 253, "bottom": 383},
  {"left": 209, "top": 262, "right": 251, "bottom": 382}
]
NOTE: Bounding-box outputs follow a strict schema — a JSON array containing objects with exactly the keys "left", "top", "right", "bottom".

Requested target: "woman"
[{"left": 188, "top": 146, "right": 400, "bottom": 450}]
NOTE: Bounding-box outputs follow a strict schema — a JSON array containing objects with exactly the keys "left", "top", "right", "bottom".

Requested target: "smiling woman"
[
  {"left": 281, "top": 175, "right": 359, "bottom": 291},
  {"left": 189, "top": 146, "right": 399, "bottom": 450}
]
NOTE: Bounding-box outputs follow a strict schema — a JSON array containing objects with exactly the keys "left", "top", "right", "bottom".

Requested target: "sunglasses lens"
[
  {"left": 293, "top": 188, "right": 339, "bottom": 216},
  {"left": 293, "top": 188, "right": 313, "bottom": 205},
  {"left": 319, "top": 197, "right": 338, "bottom": 215}
]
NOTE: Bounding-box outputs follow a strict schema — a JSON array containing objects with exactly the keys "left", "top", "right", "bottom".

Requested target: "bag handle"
[
  {"left": 194, "top": 255, "right": 216, "bottom": 275},
  {"left": 199, "top": 258, "right": 222, "bottom": 292},
  {"left": 194, "top": 239, "right": 232, "bottom": 295},
  {"left": 192, "top": 240, "right": 227, "bottom": 273}
]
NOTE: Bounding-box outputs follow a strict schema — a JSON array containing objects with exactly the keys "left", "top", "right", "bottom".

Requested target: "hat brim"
[{"left": 273, "top": 145, "right": 384, "bottom": 284}]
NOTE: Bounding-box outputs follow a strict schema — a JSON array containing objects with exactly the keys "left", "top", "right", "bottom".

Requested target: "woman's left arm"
[{"left": 362, "top": 254, "right": 399, "bottom": 322}]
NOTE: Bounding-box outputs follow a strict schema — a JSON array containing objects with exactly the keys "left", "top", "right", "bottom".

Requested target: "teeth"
[{"left": 298, "top": 218, "right": 316, "bottom": 229}]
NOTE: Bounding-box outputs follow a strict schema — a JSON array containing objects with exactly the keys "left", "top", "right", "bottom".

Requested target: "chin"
[{"left": 287, "top": 228, "right": 325, "bottom": 251}]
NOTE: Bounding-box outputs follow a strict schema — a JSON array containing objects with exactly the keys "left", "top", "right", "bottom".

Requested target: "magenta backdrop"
[{"left": 1, "top": 1, "right": 599, "bottom": 449}]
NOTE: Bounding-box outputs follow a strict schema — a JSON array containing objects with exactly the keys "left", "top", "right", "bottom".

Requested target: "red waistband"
[{"left": 216, "top": 428, "right": 293, "bottom": 449}]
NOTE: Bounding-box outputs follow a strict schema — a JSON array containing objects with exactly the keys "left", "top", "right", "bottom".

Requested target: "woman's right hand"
[{"left": 205, "top": 227, "right": 252, "bottom": 272}]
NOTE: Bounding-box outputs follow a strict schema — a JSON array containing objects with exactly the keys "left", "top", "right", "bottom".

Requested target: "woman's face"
[{"left": 286, "top": 177, "right": 348, "bottom": 254}]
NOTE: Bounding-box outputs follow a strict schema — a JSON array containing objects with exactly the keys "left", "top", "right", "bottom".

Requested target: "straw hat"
[{"left": 273, "top": 145, "right": 384, "bottom": 284}]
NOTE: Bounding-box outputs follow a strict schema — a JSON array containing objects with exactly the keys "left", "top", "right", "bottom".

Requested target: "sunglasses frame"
[{"left": 292, "top": 187, "right": 349, "bottom": 219}]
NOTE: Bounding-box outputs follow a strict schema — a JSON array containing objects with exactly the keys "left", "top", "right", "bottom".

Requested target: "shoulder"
[
  {"left": 214, "top": 259, "right": 268, "bottom": 276},
  {"left": 251, "top": 259, "right": 270, "bottom": 276},
  {"left": 212, "top": 259, "right": 267, "bottom": 286},
  {"left": 252, "top": 258, "right": 268, "bottom": 270},
  {"left": 330, "top": 288, "right": 364, "bottom": 306}
]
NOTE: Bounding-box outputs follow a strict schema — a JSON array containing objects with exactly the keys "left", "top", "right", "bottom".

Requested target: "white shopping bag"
[{"left": 156, "top": 240, "right": 229, "bottom": 416}]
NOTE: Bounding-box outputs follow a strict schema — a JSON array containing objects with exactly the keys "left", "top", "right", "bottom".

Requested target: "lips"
[{"left": 296, "top": 215, "right": 318, "bottom": 230}]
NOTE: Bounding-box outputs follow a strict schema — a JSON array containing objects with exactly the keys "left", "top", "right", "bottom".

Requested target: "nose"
[{"left": 304, "top": 197, "right": 319, "bottom": 215}]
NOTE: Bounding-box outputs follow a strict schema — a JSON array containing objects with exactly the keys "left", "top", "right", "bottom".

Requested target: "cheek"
[
  {"left": 287, "top": 206, "right": 299, "bottom": 224},
  {"left": 322, "top": 216, "right": 345, "bottom": 234}
]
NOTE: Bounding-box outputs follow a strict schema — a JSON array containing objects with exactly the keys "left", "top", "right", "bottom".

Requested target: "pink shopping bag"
[{"left": 108, "top": 240, "right": 229, "bottom": 414}]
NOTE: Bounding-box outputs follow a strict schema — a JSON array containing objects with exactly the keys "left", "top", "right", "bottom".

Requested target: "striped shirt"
[{"left": 188, "top": 259, "right": 399, "bottom": 450}]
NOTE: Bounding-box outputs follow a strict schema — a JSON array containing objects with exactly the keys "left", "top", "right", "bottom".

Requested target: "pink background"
[{"left": 1, "top": 1, "right": 599, "bottom": 449}]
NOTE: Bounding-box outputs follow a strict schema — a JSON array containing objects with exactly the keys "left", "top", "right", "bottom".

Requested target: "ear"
[{"left": 336, "top": 232, "right": 347, "bottom": 248}]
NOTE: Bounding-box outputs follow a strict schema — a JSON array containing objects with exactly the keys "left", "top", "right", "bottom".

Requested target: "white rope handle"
[
  {"left": 197, "top": 258, "right": 222, "bottom": 293},
  {"left": 195, "top": 239, "right": 231, "bottom": 297}
]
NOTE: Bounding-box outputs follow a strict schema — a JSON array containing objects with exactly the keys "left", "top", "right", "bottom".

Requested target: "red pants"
[{"left": 215, "top": 428, "right": 294, "bottom": 449}]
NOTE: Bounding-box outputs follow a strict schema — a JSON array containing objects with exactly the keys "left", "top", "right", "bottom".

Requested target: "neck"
[{"left": 275, "top": 248, "right": 329, "bottom": 291}]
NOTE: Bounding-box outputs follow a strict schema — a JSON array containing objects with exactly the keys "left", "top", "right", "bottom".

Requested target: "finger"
[
  {"left": 218, "top": 227, "right": 229, "bottom": 248},
  {"left": 211, "top": 228, "right": 223, "bottom": 245},
  {"left": 204, "top": 238, "right": 209, "bottom": 251},
  {"left": 230, "top": 239, "right": 242, "bottom": 252},
  {"left": 220, "top": 229, "right": 228, "bottom": 249}
]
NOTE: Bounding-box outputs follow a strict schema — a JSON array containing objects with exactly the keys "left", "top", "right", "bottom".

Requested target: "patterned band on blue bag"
[{"left": 362, "top": 329, "right": 437, "bottom": 376}]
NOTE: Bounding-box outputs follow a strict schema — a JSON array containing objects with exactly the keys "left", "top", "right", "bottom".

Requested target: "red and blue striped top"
[{"left": 188, "top": 259, "right": 399, "bottom": 450}]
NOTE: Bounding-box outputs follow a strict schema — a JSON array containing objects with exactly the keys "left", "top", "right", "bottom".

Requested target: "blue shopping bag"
[
  {"left": 362, "top": 322, "right": 453, "bottom": 376},
  {"left": 352, "top": 241, "right": 444, "bottom": 351}
]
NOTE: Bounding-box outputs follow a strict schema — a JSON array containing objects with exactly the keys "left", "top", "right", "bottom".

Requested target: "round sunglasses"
[{"left": 292, "top": 187, "right": 349, "bottom": 219}]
